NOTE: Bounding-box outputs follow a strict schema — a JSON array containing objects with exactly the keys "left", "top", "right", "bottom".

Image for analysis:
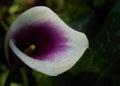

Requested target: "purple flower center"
[{"left": 11, "top": 22, "right": 68, "bottom": 60}]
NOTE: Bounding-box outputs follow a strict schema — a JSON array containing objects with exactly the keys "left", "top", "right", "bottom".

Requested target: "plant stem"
[{"left": 20, "top": 67, "right": 29, "bottom": 86}]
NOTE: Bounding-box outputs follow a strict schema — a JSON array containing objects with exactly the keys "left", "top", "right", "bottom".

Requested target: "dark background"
[{"left": 0, "top": 0, "right": 120, "bottom": 86}]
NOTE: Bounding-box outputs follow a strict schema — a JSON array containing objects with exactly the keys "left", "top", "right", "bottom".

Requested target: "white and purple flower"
[{"left": 4, "top": 6, "right": 89, "bottom": 76}]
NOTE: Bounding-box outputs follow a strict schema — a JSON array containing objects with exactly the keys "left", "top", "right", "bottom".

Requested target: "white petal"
[{"left": 5, "top": 6, "right": 89, "bottom": 76}]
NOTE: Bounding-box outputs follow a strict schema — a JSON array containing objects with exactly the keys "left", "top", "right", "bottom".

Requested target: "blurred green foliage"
[{"left": 0, "top": 0, "right": 120, "bottom": 86}]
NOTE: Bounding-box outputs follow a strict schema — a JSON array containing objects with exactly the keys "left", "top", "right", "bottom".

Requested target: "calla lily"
[{"left": 4, "top": 6, "right": 89, "bottom": 76}]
